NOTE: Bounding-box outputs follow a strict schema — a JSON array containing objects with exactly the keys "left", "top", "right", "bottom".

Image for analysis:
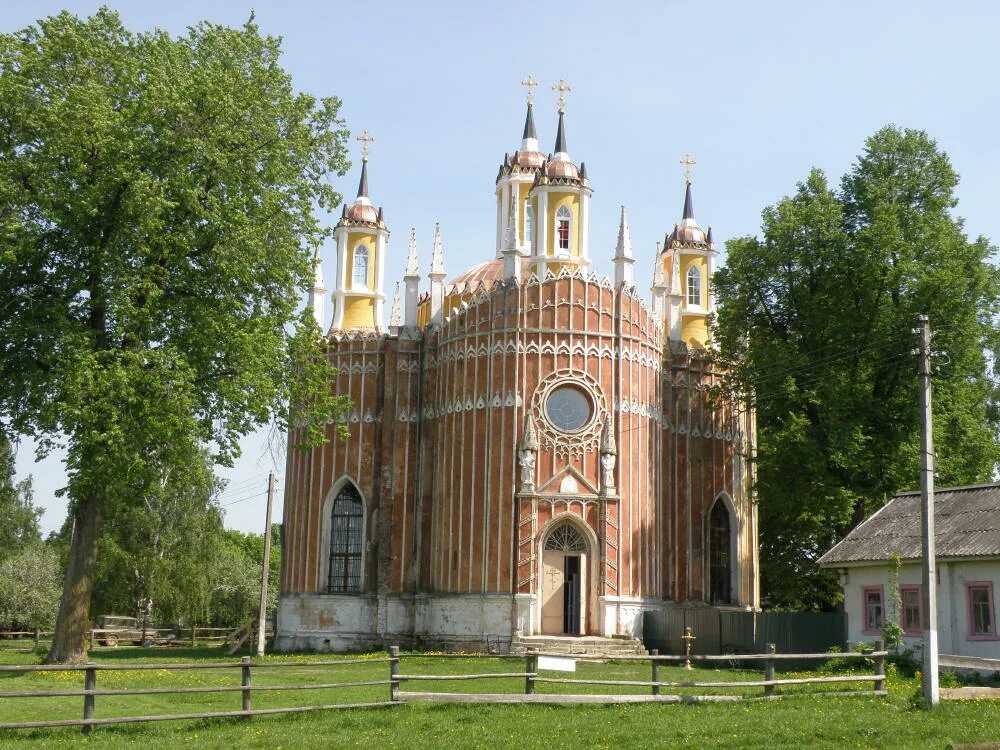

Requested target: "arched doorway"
[
  {"left": 541, "top": 523, "right": 588, "bottom": 635},
  {"left": 708, "top": 499, "right": 733, "bottom": 605}
]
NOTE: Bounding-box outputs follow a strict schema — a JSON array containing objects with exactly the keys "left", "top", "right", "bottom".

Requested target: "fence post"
[
  {"left": 241, "top": 656, "right": 252, "bottom": 719},
  {"left": 651, "top": 649, "right": 660, "bottom": 696},
  {"left": 33, "top": 628, "right": 40, "bottom": 650},
  {"left": 191, "top": 626, "right": 197, "bottom": 648},
  {"left": 82, "top": 662, "right": 96, "bottom": 735},
  {"left": 88, "top": 628, "right": 94, "bottom": 651},
  {"left": 525, "top": 648, "right": 537, "bottom": 694},
  {"left": 389, "top": 646, "right": 401, "bottom": 702},
  {"left": 763, "top": 643, "right": 776, "bottom": 698},
  {"left": 873, "top": 638, "right": 885, "bottom": 693}
]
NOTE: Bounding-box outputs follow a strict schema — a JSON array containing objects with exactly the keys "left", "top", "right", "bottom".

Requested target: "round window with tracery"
[{"left": 545, "top": 386, "right": 593, "bottom": 433}]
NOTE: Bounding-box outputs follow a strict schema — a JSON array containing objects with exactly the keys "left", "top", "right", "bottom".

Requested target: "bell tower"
[
  {"left": 331, "top": 130, "right": 389, "bottom": 331},
  {"left": 496, "top": 75, "right": 546, "bottom": 258},
  {"left": 658, "top": 154, "right": 717, "bottom": 348},
  {"left": 527, "top": 79, "right": 592, "bottom": 277}
]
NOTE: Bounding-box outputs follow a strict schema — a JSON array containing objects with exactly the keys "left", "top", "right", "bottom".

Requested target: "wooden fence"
[
  {"left": 0, "top": 643, "right": 888, "bottom": 733},
  {"left": 0, "top": 654, "right": 399, "bottom": 733},
  {"left": 939, "top": 654, "right": 1000, "bottom": 700},
  {"left": 0, "top": 626, "right": 273, "bottom": 652},
  {"left": 395, "top": 642, "right": 888, "bottom": 705}
]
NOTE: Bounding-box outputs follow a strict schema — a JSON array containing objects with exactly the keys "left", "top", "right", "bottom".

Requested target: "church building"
[{"left": 276, "top": 81, "right": 759, "bottom": 652}]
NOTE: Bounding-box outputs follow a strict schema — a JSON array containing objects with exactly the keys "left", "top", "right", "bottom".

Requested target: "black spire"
[
  {"left": 357, "top": 159, "right": 369, "bottom": 199},
  {"left": 554, "top": 111, "right": 567, "bottom": 154},
  {"left": 682, "top": 181, "right": 694, "bottom": 220},
  {"left": 522, "top": 102, "right": 537, "bottom": 141}
]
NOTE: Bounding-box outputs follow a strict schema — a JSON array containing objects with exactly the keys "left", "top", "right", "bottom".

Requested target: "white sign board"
[{"left": 537, "top": 655, "right": 577, "bottom": 672}]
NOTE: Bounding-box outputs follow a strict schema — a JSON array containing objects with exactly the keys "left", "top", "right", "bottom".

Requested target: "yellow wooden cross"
[
  {"left": 552, "top": 78, "right": 572, "bottom": 113},
  {"left": 521, "top": 74, "right": 539, "bottom": 104},
  {"left": 680, "top": 152, "right": 697, "bottom": 184},
  {"left": 357, "top": 129, "right": 375, "bottom": 162}
]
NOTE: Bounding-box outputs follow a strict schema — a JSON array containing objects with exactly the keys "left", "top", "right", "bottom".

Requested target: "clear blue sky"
[{"left": 7, "top": 0, "right": 1000, "bottom": 535}]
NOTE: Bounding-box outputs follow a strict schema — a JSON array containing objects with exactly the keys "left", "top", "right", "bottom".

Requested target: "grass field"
[{"left": 1, "top": 645, "right": 998, "bottom": 749}]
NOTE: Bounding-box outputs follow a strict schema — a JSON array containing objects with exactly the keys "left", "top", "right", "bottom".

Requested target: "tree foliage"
[
  {"left": 0, "top": 433, "right": 42, "bottom": 561},
  {"left": 0, "top": 543, "right": 61, "bottom": 629},
  {"left": 713, "top": 126, "right": 1000, "bottom": 609},
  {"left": 0, "top": 8, "right": 351, "bottom": 661}
]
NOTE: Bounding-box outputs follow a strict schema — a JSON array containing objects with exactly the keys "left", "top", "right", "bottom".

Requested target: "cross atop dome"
[
  {"left": 552, "top": 78, "right": 572, "bottom": 114},
  {"left": 521, "top": 74, "right": 539, "bottom": 104},
  {"left": 680, "top": 152, "right": 697, "bottom": 185},
  {"left": 357, "top": 129, "right": 375, "bottom": 162}
]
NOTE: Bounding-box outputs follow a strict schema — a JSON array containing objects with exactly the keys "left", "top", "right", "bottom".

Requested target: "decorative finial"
[
  {"left": 521, "top": 74, "right": 539, "bottom": 105},
  {"left": 357, "top": 129, "right": 375, "bottom": 162},
  {"left": 405, "top": 228, "right": 419, "bottom": 277},
  {"left": 552, "top": 78, "right": 572, "bottom": 114},
  {"left": 430, "top": 222, "right": 445, "bottom": 277},
  {"left": 680, "top": 152, "right": 697, "bottom": 184}
]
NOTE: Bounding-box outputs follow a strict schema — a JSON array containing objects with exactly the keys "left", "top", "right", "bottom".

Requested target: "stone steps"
[{"left": 510, "top": 635, "right": 647, "bottom": 657}]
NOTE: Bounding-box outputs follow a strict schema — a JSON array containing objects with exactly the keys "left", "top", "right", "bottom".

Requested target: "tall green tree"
[
  {"left": 0, "top": 433, "right": 42, "bottom": 561},
  {"left": 713, "top": 126, "right": 1000, "bottom": 609},
  {"left": 0, "top": 543, "right": 62, "bottom": 630},
  {"left": 0, "top": 9, "right": 350, "bottom": 662},
  {"left": 91, "top": 452, "right": 224, "bottom": 625}
]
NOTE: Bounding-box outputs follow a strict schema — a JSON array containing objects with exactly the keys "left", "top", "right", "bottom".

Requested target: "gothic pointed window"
[
  {"left": 556, "top": 206, "right": 571, "bottom": 251},
  {"left": 687, "top": 265, "right": 701, "bottom": 307},
  {"left": 353, "top": 245, "right": 370, "bottom": 288},
  {"left": 328, "top": 483, "right": 364, "bottom": 593},
  {"left": 708, "top": 500, "right": 732, "bottom": 604}
]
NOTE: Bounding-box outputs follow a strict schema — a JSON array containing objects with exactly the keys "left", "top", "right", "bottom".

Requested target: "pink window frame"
[
  {"left": 862, "top": 585, "right": 884, "bottom": 635},
  {"left": 899, "top": 584, "right": 923, "bottom": 636},
  {"left": 966, "top": 581, "right": 998, "bottom": 641}
]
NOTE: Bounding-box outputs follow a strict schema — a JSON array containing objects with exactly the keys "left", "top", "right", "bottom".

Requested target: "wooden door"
[{"left": 541, "top": 551, "right": 565, "bottom": 634}]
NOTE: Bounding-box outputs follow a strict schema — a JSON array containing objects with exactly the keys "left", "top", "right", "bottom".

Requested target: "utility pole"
[
  {"left": 256, "top": 472, "right": 276, "bottom": 658},
  {"left": 916, "top": 315, "right": 939, "bottom": 706}
]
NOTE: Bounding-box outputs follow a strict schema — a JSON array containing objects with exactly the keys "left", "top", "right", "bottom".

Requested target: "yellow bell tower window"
[
  {"left": 556, "top": 205, "right": 571, "bottom": 250},
  {"left": 687, "top": 265, "right": 701, "bottom": 307},
  {"left": 353, "top": 245, "right": 370, "bottom": 289}
]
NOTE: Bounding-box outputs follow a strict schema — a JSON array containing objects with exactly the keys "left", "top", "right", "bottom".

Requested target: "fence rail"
[
  {"left": 0, "top": 626, "right": 274, "bottom": 652},
  {"left": 0, "top": 655, "right": 397, "bottom": 733},
  {"left": 0, "top": 642, "right": 888, "bottom": 733}
]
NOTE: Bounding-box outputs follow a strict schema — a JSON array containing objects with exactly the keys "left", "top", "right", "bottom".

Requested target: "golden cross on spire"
[
  {"left": 680, "top": 152, "right": 697, "bottom": 184},
  {"left": 552, "top": 78, "right": 572, "bottom": 113},
  {"left": 357, "top": 129, "right": 375, "bottom": 162},
  {"left": 521, "top": 74, "right": 539, "bottom": 105}
]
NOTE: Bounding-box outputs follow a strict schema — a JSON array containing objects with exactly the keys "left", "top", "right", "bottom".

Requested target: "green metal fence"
[{"left": 643, "top": 608, "right": 847, "bottom": 667}]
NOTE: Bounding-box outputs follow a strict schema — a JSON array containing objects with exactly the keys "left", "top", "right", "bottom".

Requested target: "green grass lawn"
[{"left": 0, "top": 645, "right": 998, "bottom": 749}]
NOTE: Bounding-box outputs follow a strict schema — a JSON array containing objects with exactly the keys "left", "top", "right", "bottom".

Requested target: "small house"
[{"left": 819, "top": 483, "right": 999, "bottom": 658}]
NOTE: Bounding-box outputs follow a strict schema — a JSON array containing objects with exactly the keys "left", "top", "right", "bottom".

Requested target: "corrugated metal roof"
[{"left": 818, "top": 483, "right": 1000, "bottom": 566}]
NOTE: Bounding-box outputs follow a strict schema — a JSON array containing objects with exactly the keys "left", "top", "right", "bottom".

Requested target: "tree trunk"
[{"left": 45, "top": 493, "right": 104, "bottom": 664}]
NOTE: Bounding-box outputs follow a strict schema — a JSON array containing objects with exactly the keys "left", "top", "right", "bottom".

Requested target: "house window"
[
  {"left": 863, "top": 586, "right": 884, "bottom": 634},
  {"left": 353, "top": 245, "right": 370, "bottom": 288},
  {"left": 556, "top": 206, "right": 571, "bottom": 251},
  {"left": 687, "top": 266, "right": 701, "bottom": 307},
  {"left": 900, "top": 585, "right": 922, "bottom": 635},
  {"left": 328, "top": 483, "right": 364, "bottom": 593},
  {"left": 967, "top": 582, "right": 997, "bottom": 639},
  {"left": 708, "top": 500, "right": 732, "bottom": 605},
  {"left": 525, "top": 201, "right": 534, "bottom": 244}
]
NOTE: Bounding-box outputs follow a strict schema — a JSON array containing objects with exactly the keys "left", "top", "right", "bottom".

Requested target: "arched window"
[
  {"left": 524, "top": 200, "right": 534, "bottom": 244},
  {"left": 545, "top": 523, "right": 588, "bottom": 552},
  {"left": 556, "top": 206, "right": 571, "bottom": 251},
  {"left": 353, "top": 245, "right": 370, "bottom": 288},
  {"left": 708, "top": 500, "right": 732, "bottom": 605},
  {"left": 686, "top": 265, "right": 701, "bottom": 307},
  {"left": 328, "top": 483, "right": 364, "bottom": 592}
]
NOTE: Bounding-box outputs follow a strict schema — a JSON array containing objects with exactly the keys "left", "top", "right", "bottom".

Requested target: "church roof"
[
  {"left": 663, "top": 181, "right": 711, "bottom": 251},
  {"left": 818, "top": 483, "right": 1000, "bottom": 566}
]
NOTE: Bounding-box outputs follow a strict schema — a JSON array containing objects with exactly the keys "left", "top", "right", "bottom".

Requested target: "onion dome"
[{"left": 662, "top": 181, "right": 711, "bottom": 251}]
